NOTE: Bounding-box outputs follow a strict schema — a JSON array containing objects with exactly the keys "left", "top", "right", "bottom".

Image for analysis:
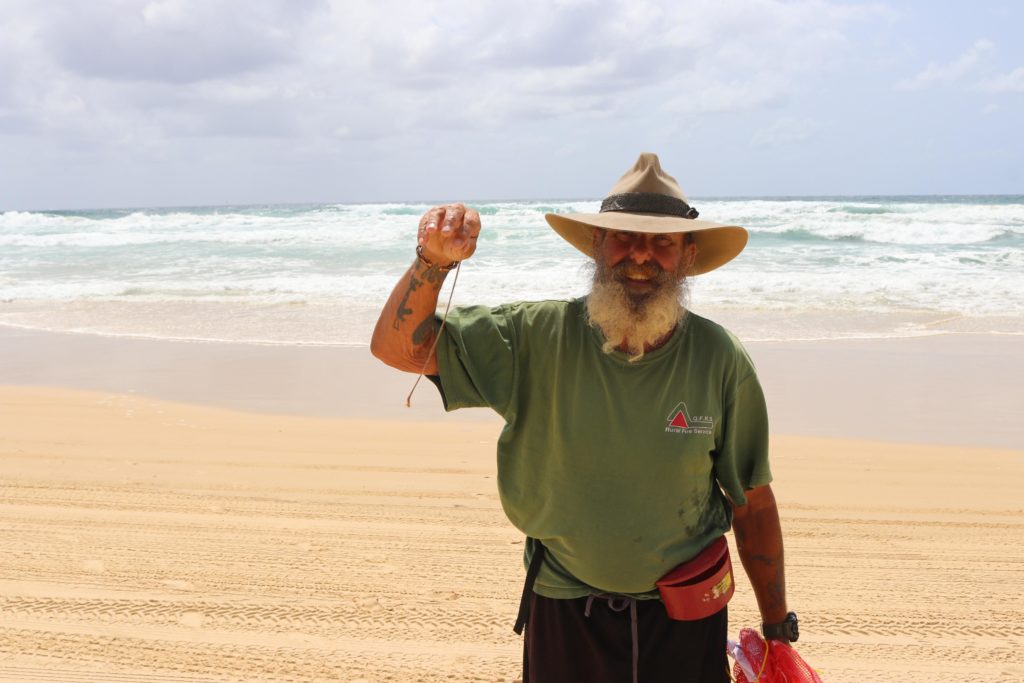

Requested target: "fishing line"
[{"left": 405, "top": 261, "right": 461, "bottom": 407}]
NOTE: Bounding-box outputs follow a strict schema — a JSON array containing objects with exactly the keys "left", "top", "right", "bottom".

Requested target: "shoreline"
[
  {"left": 1, "top": 299, "right": 1021, "bottom": 347},
  {"left": 1, "top": 323, "right": 1020, "bottom": 448}
]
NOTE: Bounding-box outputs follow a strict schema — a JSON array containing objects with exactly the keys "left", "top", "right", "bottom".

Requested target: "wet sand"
[{"left": 1, "top": 325, "right": 1020, "bottom": 447}]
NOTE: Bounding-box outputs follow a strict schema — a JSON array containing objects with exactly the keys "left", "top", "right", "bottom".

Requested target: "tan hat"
[{"left": 544, "top": 153, "right": 748, "bottom": 275}]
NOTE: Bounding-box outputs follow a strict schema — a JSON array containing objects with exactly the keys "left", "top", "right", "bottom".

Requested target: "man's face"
[
  {"left": 594, "top": 229, "right": 696, "bottom": 301},
  {"left": 586, "top": 229, "right": 698, "bottom": 360}
]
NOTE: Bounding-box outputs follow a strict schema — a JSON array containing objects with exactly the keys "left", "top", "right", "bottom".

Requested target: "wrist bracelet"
[{"left": 416, "top": 244, "right": 459, "bottom": 271}]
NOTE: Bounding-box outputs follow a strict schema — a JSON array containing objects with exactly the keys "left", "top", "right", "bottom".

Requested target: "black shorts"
[{"left": 523, "top": 593, "right": 729, "bottom": 683}]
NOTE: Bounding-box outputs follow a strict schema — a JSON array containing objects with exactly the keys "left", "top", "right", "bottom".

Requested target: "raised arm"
[
  {"left": 731, "top": 484, "right": 790, "bottom": 634},
  {"left": 370, "top": 203, "right": 481, "bottom": 374}
]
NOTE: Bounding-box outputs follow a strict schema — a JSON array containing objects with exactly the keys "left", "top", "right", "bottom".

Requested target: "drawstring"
[{"left": 585, "top": 595, "right": 639, "bottom": 683}]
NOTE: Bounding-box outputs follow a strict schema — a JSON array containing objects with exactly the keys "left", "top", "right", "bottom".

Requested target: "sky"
[{"left": 1, "top": 0, "right": 1022, "bottom": 210}]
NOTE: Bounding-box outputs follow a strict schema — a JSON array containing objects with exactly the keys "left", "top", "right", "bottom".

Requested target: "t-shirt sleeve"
[
  {"left": 430, "top": 304, "right": 518, "bottom": 417},
  {"left": 713, "top": 359, "right": 772, "bottom": 507}
]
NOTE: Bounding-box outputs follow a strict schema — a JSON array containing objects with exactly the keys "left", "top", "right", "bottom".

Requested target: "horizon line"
[{"left": 5, "top": 192, "right": 1024, "bottom": 214}]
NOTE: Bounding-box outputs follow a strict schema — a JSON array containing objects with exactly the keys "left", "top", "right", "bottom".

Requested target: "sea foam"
[{"left": 2, "top": 197, "right": 1022, "bottom": 344}]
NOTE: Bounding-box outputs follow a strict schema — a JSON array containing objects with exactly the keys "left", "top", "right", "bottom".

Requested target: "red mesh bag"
[{"left": 727, "top": 628, "right": 823, "bottom": 682}]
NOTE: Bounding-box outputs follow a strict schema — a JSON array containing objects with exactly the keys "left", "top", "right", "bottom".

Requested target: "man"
[{"left": 371, "top": 153, "right": 797, "bottom": 682}]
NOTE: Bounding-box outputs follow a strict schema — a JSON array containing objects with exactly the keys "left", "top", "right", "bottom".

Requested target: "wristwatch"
[{"left": 762, "top": 612, "right": 799, "bottom": 642}]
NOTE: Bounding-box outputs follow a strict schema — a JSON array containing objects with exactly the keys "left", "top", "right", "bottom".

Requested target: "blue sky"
[{"left": 1, "top": 0, "right": 1022, "bottom": 210}]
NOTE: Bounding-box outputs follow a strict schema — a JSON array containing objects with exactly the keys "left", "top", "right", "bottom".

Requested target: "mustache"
[{"left": 613, "top": 261, "right": 667, "bottom": 281}]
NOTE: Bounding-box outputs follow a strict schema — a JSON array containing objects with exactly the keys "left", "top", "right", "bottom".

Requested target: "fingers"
[
  {"left": 439, "top": 204, "right": 465, "bottom": 238},
  {"left": 418, "top": 206, "right": 447, "bottom": 246},
  {"left": 452, "top": 207, "right": 481, "bottom": 259},
  {"left": 463, "top": 208, "right": 481, "bottom": 239},
  {"left": 418, "top": 203, "right": 479, "bottom": 261}
]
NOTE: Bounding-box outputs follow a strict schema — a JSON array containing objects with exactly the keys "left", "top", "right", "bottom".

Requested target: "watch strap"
[{"left": 762, "top": 611, "right": 799, "bottom": 642}]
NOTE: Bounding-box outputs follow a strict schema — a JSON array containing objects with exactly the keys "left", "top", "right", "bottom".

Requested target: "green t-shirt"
[{"left": 433, "top": 297, "right": 771, "bottom": 599}]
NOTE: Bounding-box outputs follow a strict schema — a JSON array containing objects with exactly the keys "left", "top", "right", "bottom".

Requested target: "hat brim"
[{"left": 544, "top": 212, "right": 748, "bottom": 276}]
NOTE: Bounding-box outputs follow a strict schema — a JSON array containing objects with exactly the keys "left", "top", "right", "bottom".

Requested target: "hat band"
[{"left": 600, "top": 192, "right": 700, "bottom": 219}]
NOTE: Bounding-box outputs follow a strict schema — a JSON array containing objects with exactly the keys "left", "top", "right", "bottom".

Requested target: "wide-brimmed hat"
[{"left": 545, "top": 153, "right": 748, "bottom": 275}]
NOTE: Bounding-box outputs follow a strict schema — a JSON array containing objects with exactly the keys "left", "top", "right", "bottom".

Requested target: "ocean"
[{"left": 1, "top": 196, "right": 1022, "bottom": 345}]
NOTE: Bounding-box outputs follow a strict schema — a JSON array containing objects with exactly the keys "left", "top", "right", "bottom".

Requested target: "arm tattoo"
[
  {"left": 392, "top": 263, "right": 447, "bottom": 330},
  {"left": 393, "top": 274, "right": 421, "bottom": 330},
  {"left": 421, "top": 263, "right": 446, "bottom": 284},
  {"left": 411, "top": 315, "right": 438, "bottom": 346}
]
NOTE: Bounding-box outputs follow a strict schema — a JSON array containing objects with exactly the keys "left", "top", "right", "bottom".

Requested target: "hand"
[{"left": 418, "top": 203, "right": 481, "bottom": 265}]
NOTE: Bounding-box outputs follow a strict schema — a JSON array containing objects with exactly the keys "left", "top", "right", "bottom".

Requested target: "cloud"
[
  {"left": 0, "top": 0, "right": 881, "bottom": 154},
  {"left": 896, "top": 39, "right": 994, "bottom": 91},
  {"left": 977, "top": 66, "right": 1024, "bottom": 94},
  {"left": 45, "top": 0, "right": 314, "bottom": 84}
]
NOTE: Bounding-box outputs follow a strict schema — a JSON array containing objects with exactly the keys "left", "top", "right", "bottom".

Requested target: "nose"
[{"left": 628, "top": 235, "right": 653, "bottom": 264}]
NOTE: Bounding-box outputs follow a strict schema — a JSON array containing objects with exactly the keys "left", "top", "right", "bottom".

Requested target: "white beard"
[{"left": 585, "top": 258, "right": 689, "bottom": 363}]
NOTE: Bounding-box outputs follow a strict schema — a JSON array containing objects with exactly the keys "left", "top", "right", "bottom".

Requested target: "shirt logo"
[{"left": 665, "top": 402, "right": 714, "bottom": 435}]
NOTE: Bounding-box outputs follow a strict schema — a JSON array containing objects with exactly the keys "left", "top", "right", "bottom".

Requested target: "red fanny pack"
[{"left": 656, "top": 536, "right": 735, "bottom": 621}]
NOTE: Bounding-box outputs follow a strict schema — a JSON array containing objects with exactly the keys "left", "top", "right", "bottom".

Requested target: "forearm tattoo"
[
  {"left": 393, "top": 262, "right": 446, "bottom": 330},
  {"left": 394, "top": 276, "right": 420, "bottom": 329}
]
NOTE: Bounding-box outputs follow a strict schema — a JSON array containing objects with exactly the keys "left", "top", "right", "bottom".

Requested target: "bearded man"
[{"left": 372, "top": 153, "right": 797, "bottom": 682}]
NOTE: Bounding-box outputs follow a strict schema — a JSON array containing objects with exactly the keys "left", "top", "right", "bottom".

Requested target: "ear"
[
  {"left": 591, "top": 228, "right": 604, "bottom": 253},
  {"left": 684, "top": 238, "right": 699, "bottom": 273}
]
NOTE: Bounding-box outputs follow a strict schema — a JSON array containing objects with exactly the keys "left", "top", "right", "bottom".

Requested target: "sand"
[
  {"left": 1, "top": 326, "right": 1023, "bottom": 682},
  {"left": 1, "top": 325, "right": 1020, "bottom": 447}
]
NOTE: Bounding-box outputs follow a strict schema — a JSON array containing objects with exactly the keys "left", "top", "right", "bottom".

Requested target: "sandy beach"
[{"left": 2, "top": 326, "right": 1023, "bottom": 682}]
